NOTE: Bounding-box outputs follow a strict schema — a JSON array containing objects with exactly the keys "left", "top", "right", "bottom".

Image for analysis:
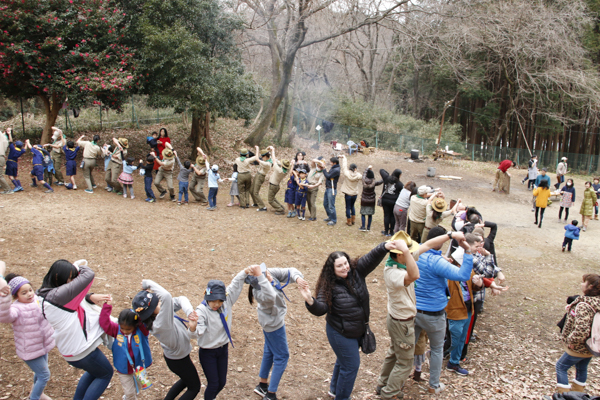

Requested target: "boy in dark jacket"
[{"left": 562, "top": 220, "right": 580, "bottom": 252}]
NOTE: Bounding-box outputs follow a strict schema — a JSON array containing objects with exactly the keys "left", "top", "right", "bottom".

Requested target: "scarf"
[
  {"left": 385, "top": 255, "right": 417, "bottom": 287},
  {"left": 240, "top": 156, "right": 246, "bottom": 162}
]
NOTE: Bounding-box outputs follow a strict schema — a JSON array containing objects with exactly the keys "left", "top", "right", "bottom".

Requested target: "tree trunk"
[
  {"left": 275, "top": 92, "right": 289, "bottom": 145},
  {"left": 40, "top": 93, "right": 63, "bottom": 144},
  {"left": 245, "top": 74, "right": 289, "bottom": 146},
  {"left": 190, "top": 110, "right": 212, "bottom": 158}
]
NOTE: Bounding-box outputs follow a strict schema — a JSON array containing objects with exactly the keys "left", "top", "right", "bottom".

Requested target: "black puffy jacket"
[{"left": 306, "top": 242, "right": 388, "bottom": 339}]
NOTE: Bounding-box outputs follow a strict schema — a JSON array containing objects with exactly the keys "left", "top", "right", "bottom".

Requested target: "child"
[
  {"left": 204, "top": 155, "right": 223, "bottom": 211},
  {"left": 558, "top": 179, "right": 576, "bottom": 222},
  {"left": 117, "top": 153, "right": 138, "bottom": 199},
  {"left": 188, "top": 266, "right": 257, "bottom": 400},
  {"left": 0, "top": 273, "right": 55, "bottom": 400},
  {"left": 140, "top": 155, "right": 157, "bottom": 203},
  {"left": 133, "top": 280, "right": 199, "bottom": 400},
  {"left": 563, "top": 220, "right": 580, "bottom": 252},
  {"left": 100, "top": 300, "right": 152, "bottom": 400},
  {"left": 284, "top": 166, "right": 298, "bottom": 218},
  {"left": 29, "top": 143, "right": 54, "bottom": 193},
  {"left": 295, "top": 169, "right": 309, "bottom": 220},
  {"left": 227, "top": 163, "right": 240, "bottom": 207},
  {"left": 247, "top": 265, "right": 306, "bottom": 400},
  {"left": 103, "top": 144, "right": 113, "bottom": 191},
  {"left": 174, "top": 150, "right": 193, "bottom": 205},
  {"left": 63, "top": 140, "right": 80, "bottom": 190},
  {"left": 6, "top": 134, "right": 28, "bottom": 192},
  {"left": 592, "top": 177, "right": 600, "bottom": 220},
  {"left": 532, "top": 179, "right": 550, "bottom": 228}
]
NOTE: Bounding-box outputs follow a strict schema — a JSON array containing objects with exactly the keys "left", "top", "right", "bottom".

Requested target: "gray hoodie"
[
  {"left": 192, "top": 270, "right": 256, "bottom": 349},
  {"left": 253, "top": 268, "right": 304, "bottom": 333},
  {"left": 141, "top": 279, "right": 194, "bottom": 360}
]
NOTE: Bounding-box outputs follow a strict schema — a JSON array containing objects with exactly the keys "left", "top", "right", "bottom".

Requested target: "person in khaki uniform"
[
  {"left": 268, "top": 148, "right": 291, "bottom": 215},
  {"left": 154, "top": 143, "right": 176, "bottom": 201},
  {"left": 235, "top": 146, "right": 258, "bottom": 208},
  {"left": 189, "top": 151, "right": 208, "bottom": 204},
  {"left": 46, "top": 126, "right": 66, "bottom": 185},
  {"left": 251, "top": 147, "right": 273, "bottom": 211},
  {"left": 305, "top": 159, "right": 325, "bottom": 221},
  {"left": 105, "top": 137, "right": 128, "bottom": 194},
  {"left": 0, "top": 128, "right": 13, "bottom": 194},
  {"left": 76, "top": 134, "right": 106, "bottom": 193}
]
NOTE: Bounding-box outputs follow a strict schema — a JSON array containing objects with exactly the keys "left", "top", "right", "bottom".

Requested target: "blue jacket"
[
  {"left": 323, "top": 164, "right": 340, "bottom": 190},
  {"left": 564, "top": 224, "right": 580, "bottom": 240},
  {"left": 534, "top": 174, "right": 551, "bottom": 188},
  {"left": 31, "top": 146, "right": 49, "bottom": 166},
  {"left": 63, "top": 146, "right": 80, "bottom": 162},
  {"left": 112, "top": 327, "right": 152, "bottom": 375},
  {"left": 7, "top": 143, "right": 26, "bottom": 162},
  {"left": 414, "top": 249, "right": 474, "bottom": 312}
]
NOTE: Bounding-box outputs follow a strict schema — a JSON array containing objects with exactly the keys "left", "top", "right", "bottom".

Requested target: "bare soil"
[{"left": 0, "top": 120, "right": 599, "bottom": 399}]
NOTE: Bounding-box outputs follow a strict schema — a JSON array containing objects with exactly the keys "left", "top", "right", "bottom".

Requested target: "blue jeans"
[
  {"left": 259, "top": 325, "right": 290, "bottom": 393},
  {"left": 208, "top": 187, "right": 218, "bottom": 207},
  {"left": 144, "top": 175, "right": 155, "bottom": 199},
  {"left": 323, "top": 188, "right": 337, "bottom": 223},
  {"left": 326, "top": 323, "right": 360, "bottom": 400},
  {"left": 24, "top": 354, "right": 51, "bottom": 400},
  {"left": 344, "top": 194, "right": 357, "bottom": 219},
  {"left": 555, "top": 352, "right": 592, "bottom": 386},
  {"left": 448, "top": 312, "right": 471, "bottom": 365},
  {"left": 67, "top": 347, "right": 114, "bottom": 400},
  {"left": 199, "top": 345, "right": 228, "bottom": 400},
  {"left": 178, "top": 181, "right": 189, "bottom": 202},
  {"left": 414, "top": 312, "right": 446, "bottom": 389}
]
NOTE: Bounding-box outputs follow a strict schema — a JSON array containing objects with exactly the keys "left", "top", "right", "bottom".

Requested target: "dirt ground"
[{"left": 0, "top": 122, "right": 599, "bottom": 400}]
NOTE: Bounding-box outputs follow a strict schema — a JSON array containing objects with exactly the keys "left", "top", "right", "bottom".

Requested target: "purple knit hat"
[{"left": 8, "top": 276, "right": 30, "bottom": 296}]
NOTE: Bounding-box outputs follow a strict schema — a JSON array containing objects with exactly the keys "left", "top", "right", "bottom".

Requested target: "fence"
[{"left": 294, "top": 111, "right": 600, "bottom": 176}]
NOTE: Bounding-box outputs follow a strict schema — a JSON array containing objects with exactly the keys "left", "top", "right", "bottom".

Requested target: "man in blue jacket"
[
  {"left": 323, "top": 157, "right": 340, "bottom": 226},
  {"left": 413, "top": 226, "right": 475, "bottom": 394}
]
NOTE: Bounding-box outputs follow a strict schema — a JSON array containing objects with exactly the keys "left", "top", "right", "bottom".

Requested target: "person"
[
  {"left": 205, "top": 158, "right": 223, "bottom": 211},
  {"left": 76, "top": 134, "right": 105, "bottom": 194},
  {"left": 227, "top": 164, "right": 240, "bottom": 207},
  {"left": 247, "top": 265, "right": 306, "bottom": 400},
  {"left": 0, "top": 128, "right": 14, "bottom": 194},
  {"left": 174, "top": 151, "right": 194, "bottom": 205},
  {"left": 413, "top": 227, "right": 473, "bottom": 394},
  {"left": 268, "top": 151, "right": 291, "bottom": 215},
  {"left": 393, "top": 181, "right": 416, "bottom": 233},
  {"left": 45, "top": 126, "right": 66, "bottom": 186},
  {"left": 105, "top": 138, "right": 128, "bottom": 195},
  {"left": 103, "top": 144, "right": 113, "bottom": 192},
  {"left": 284, "top": 168, "right": 299, "bottom": 218},
  {"left": 234, "top": 147, "right": 259, "bottom": 208},
  {"left": 533, "top": 180, "right": 551, "bottom": 228},
  {"left": 37, "top": 260, "right": 114, "bottom": 400},
  {"left": 380, "top": 169, "right": 404, "bottom": 236},
  {"left": 305, "top": 158, "right": 325, "bottom": 221},
  {"left": 189, "top": 150, "right": 208, "bottom": 205},
  {"left": 563, "top": 220, "right": 580, "bottom": 252},
  {"left": 99, "top": 300, "right": 152, "bottom": 400},
  {"left": 114, "top": 137, "right": 138, "bottom": 199},
  {"left": 293, "top": 151, "right": 309, "bottom": 172},
  {"left": 558, "top": 179, "right": 576, "bottom": 222},
  {"left": 298, "top": 239, "right": 409, "bottom": 400},
  {"left": 5, "top": 133, "right": 28, "bottom": 192},
  {"left": 29, "top": 143, "right": 54, "bottom": 193},
  {"left": 294, "top": 169, "right": 309, "bottom": 220},
  {"left": 522, "top": 154, "right": 538, "bottom": 190},
  {"left": 189, "top": 268, "right": 253, "bottom": 400},
  {"left": 492, "top": 159, "right": 516, "bottom": 194},
  {"left": 554, "top": 274, "right": 600, "bottom": 394},
  {"left": 408, "top": 186, "right": 433, "bottom": 242},
  {"left": 339, "top": 155, "right": 362, "bottom": 226},
  {"left": 41, "top": 145, "right": 56, "bottom": 187},
  {"left": 323, "top": 157, "right": 341, "bottom": 226},
  {"left": 592, "top": 177, "right": 600, "bottom": 220},
  {"left": 421, "top": 194, "right": 460, "bottom": 241},
  {"left": 147, "top": 131, "right": 159, "bottom": 156},
  {"left": 359, "top": 165, "right": 384, "bottom": 232},
  {"left": 534, "top": 167, "right": 552, "bottom": 188},
  {"left": 252, "top": 148, "right": 272, "bottom": 212},
  {"left": 155, "top": 128, "right": 171, "bottom": 173},
  {"left": 580, "top": 181, "right": 595, "bottom": 232},
  {"left": 62, "top": 140, "right": 80, "bottom": 190},
  {"left": 140, "top": 155, "right": 157, "bottom": 203},
  {"left": 133, "top": 280, "right": 198, "bottom": 400},
  {"left": 0, "top": 273, "right": 55, "bottom": 400},
  {"left": 556, "top": 157, "right": 568, "bottom": 189},
  {"left": 154, "top": 144, "right": 176, "bottom": 202}
]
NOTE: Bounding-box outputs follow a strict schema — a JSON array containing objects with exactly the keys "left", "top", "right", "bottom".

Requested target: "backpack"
[{"left": 581, "top": 302, "right": 600, "bottom": 357}]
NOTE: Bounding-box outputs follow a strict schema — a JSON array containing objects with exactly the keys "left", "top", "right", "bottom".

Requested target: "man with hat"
[
  {"left": 76, "top": 134, "right": 106, "bottom": 194},
  {"left": 492, "top": 159, "right": 516, "bottom": 194},
  {"left": 267, "top": 147, "right": 290, "bottom": 215},
  {"left": 305, "top": 158, "right": 326, "bottom": 221},
  {"left": 556, "top": 157, "right": 568, "bottom": 189},
  {"left": 43, "top": 126, "right": 66, "bottom": 186},
  {"left": 408, "top": 186, "right": 434, "bottom": 242},
  {"left": 0, "top": 128, "right": 14, "bottom": 194},
  {"left": 105, "top": 137, "right": 128, "bottom": 195},
  {"left": 154, "top": 142, "right": 176, "bottom": 201},
  {"left": 235, "top": 145, "right": 259, "bottom": 208},
  {"left": 189, "top": 147, "right": 209, "bottom": 204},
  {"left": 251, "top": 146, "right": 273, "bottom": 211}
]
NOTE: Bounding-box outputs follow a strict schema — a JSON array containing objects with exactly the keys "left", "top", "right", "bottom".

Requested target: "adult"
[
  {"left": 492, "top": 159, "right": 515, "bottom": 194},
  {"left": 105, "top": 137, "right": 128, "bottom": 195},
  {"left": 580, "top": 181, "right": 595, "bottom": 232},
  {"left": 339, "top": 155, "right": 362, "bottom": 226},
  {"left": 359, "top": 165, "right": 383, "bottom": 232},
  {"left": 235, "top": 146, "right": 259, "bottom": 208},
  {"left": 407, "top": 186, "right": 432, "bottom": 243},
  {"left": 298, "top": 239, "right": 408, "bottom": 400},
  {"left": 293, "top": 151, "right": 309, "bottom": 172},
  {"left": 252, "top": 148, "right": 273, "bottom": 212},
  {"left": 413, "top": 227, "right": 473, "bottom": 394},
  {"left": 393, "top": 181, "right": 416, "bottom": 233},
  {"left": 189, "top": 151, "right": 208, "bottom": 204},
  {"left": 558, "top": 179, "right": 576, "bottom": 222},
  {"left": 592, "top": 177, "right": 600, "bottom": 220},
  {"left": 523, "top": 154, "right": 538, "bottom": 190},
  {"left": 421, "top": 194, "right": 460, "bottom": 241},
  {"left": 76, "top": 134, "right": 106, "bottom": 194},
  {"left": 46, "top": 127, "right": 66, "bottom": 186},
  {"left": 556, "top": 157, "right": 568, "bottom": 189},
  {"left": 154, "top": 144, "right": 176, "bottom": 201},
  {"left": 380, "top": 169, "right": 404, "bottom": 236},
  {"left": 0, "top": 128, "right": 13, "bottom": 194},
  {"left": 305, "top": 159, "right": 325, "bottom": 221},
  {"left": 267, "top": 148, "right": 290, "bottom": 215},
  {"left": 323, "top": 157, "right": 341, "bottom": 226},
  {"left": 155, "top": 128, "right": 171, "bottom": 172},
  {"left": 37, "top": 260, "right": 113, "bottom": 400}
]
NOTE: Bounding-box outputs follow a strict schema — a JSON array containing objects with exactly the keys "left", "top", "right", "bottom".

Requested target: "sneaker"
[
  {"left": 159, "top": 191, "right": 167, "bottom": 199},
  {"left": 145, "top": 198, "right": 151, "bottom": 202},
  {"left": 107, "top": 187, "right": 113, "bottom": 192},
  {"left": 428, "top": 382, "right": 446, "bottom": 394},
  {"left": 171, "top": 196, "right": 176, "bottom": 202},
  {"left": 30, "top": 183, "right": 38, "bottom": 187},
  {"left": 446, "top": 362, "right": 468, "bottom": 376},
  {"left": 208, "top": 207, "right": 216, "bottom": 211},
  {"left": 184, "top": 201, "right": 188, "bottom": 205},
  {"left": 178, "top": 201, "right": 182, "bottom": 205},
  {"left": 328, "top": 391, "right": 336, "bottom": 398},
  {"left": 57, "top": 182, "right": 64, "bottom": 186},
  {"left": 257, "top": 207, "right": 267, "bottom": 212},
  {"left": 73, "top": 185, "right": 77, "bottom": 190},
  {"left": 290, "top": 211, "right": 297, "bottom": 217},
  {"left": 327, "top": 221, "right": 336, "bottom": 226},
  {"left": 227, "top": 203, "right": 234, "bottom": 207},
  {"left": 44, "top": 189, "right": 54, "bottom": 193},
  {"left": 85, "top": 189, "right": 93, "bottom": 194},
  {"left": 265, "top": 392, "right": 278, "bottom": 400},
  {"left": 1, "top": 190, "right": 14, "bottom": 194},
  {"left": 287, "top": 212, "right": 292, "bottom": 218},
  {"left": 324, "top": 217, "right": 331, "bottom": 222},
  {"left": 148, "top": 199, "right": 156, "bottom": 203},
  {"left": 123, "top": 194, "right": 127, "bottom": 198},
  {"left": 301, "top": 217, "right": 305, "bottom": 221},
  {"left": 251, "top": 204, "right": 258, "bottom": 207},
  {"left": 359, "top": 226, "right": 366, "bottom": 232},
  {"left": 14, "top": 186, "right": 23, "bottom": 192},
  {"left": 115, "top": 191, "right": 123, "bottom": 195},
  {"left": 131, "top": 195, "right": 135, "bottom": 199},
  {"left": 92, "top": 185, "right": 97, "bottom": 189},
  {"left": 254, "top": 384, "right": 267, "bottom": 397},
  {"left": 298, "top": 215, "right": 302, "bottom": 220}
]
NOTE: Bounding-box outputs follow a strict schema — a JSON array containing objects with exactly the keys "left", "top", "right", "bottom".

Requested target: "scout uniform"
[
  {"left": 268, "top": 159, "right": 290, "bottom": 214},
  {"left": 0, "top": 131, "right": 10, "bottom": 192},
  {"left": 154, "top": 148, "right": 176, "bottom": 199},
  {"left": 235, "top": 148, "right": 258, "bottom": 208},
  {"left": 306, "top": 162, "right": 325, "bottom": 220},
  {"left": 189, "top": 155, "right": 208, "bottom": 204},
  {"left": 77, "top": 138, "right": 105, "bottom": 192},
  {"left": 251, "top": 149, "right": 272, "bottom": 210},
  {"left": 106, "top": 138, "right": 128, "bottom": 193},
  {"left": 49, "top": 130, "right": 66, "bottom": 185}
]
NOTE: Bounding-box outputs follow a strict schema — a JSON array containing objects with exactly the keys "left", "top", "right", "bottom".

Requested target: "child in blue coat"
[
  {"left": 63, "top": 141, "right": 80, "bottom": 190},
  {"left": 294, "top": 169, "right": 309, "bottom": 220},
  {"left": 6, "top": 136, "right": 28, "bottom": 192},
  {"left": 563, "top": 220, "right": 580, "bottom": 252},
  {"left": 29, "top": 144, "right": 53, "bottom": 193}
]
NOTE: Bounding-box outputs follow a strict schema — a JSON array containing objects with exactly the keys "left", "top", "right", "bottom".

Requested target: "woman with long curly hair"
[{"left": 298, "top": 240, "right": 403, "bottom": 400}]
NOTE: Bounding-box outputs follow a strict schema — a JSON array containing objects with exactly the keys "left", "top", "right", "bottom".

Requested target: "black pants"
[
  {"left": 527, "top": 179, "right": 535, "bottom": 189},
  {"left": 562, "top": 237, "right": 573, "bottom": 251},
  {"left": 461, "top": 300, "right": 482, "bottom": 360},
  {"left": 559, "top": 206, "right": 570, "bottom": 221},
  {"left": 381, "top": 199, "right": 395, "bottom": 235},
  {"left": 199, "top": 344, "right": 229, "bottom": 400},
  {"left": 164, "top": 354, "right": 201, "bottom": 400},
  {"left": 535, "top": 207, "right": 545, "bottom": 225}
]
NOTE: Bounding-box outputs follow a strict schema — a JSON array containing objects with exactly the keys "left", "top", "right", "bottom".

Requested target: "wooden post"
[{"left": 19, "top": 97, "right": 25, "bottom": 135}]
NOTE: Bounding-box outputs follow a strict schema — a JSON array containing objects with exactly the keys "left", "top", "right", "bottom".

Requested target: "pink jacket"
[{"left": 0, "top": 294, "right": 55, "bottom": 360}]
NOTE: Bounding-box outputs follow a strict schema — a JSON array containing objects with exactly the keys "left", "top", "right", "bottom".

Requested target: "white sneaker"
[
  {"left": 428, "top": 382, "right": 446, "bottom": 394},
  {"left": 123, "top": 194, "right": 127, "bottom": 198},
  {"left": 73, "top": 185, "right": 77, "bottom": 190},
  {"left": 131, "top": 195, "right": 135, "bottom": 199}
]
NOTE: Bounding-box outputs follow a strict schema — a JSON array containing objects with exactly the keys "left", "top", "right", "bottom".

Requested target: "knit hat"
[
  {"left": 118, "top": 138, "right": 129, "bottom": 149},
  {"left": 387, "top": 231, "right": 419, "bottom": 255},
  {"left": 162, "top": 148, "right": 174, "bottom": 160},
  {"left": 204, "top": 280, "right": 227, "bottom": 302},
  {"left": 8, "top": 276, "right": 30, "bottom": 296},
  {"left": 417, "top": 185, "right": 432, "bottom": 196},
  {"left": 281, "top": 159, "right": 291, "bottom": 170},
  {"left": 431, "top": 198, "right": 447, "bottom": 212},
  {"left": 132, "top": 290, "right": 159, "bottom": 321},
  {"left": 239, "top": 148, "right": 248, "bottom": 156}
]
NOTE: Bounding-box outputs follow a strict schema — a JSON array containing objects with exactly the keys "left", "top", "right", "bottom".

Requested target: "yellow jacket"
[{"left": 533, "top": 187, "right": 551, "bottom": 208}]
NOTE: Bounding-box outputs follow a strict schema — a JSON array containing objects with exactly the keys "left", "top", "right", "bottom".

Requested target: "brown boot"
[
  {"left": 571, "top": 381, "right": 586, "bottom": 392},
  {"left": 556, "top": 386, "right": 571, "bottom": 394},
  {"left": 351, "top": 215, "right": 356, "bottom": 225},
  {"left": 595, "top": 215, "right": 598, "bottom": 220},
  {"left": 411, "top": 370, "right": 424, "bottom": 382},
  {"left": 346, "top": 218, "right": 352, "bottom": 226}
]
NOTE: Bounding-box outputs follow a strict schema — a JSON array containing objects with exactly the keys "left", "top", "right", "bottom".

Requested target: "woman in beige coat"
[{"left": 339, "top": 155, "right": 363, "bottom": 226}]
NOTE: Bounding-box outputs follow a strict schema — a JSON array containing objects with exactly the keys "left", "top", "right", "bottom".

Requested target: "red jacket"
[{"left": 498, "top": 160, "right": 513, "bottom": 173}]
